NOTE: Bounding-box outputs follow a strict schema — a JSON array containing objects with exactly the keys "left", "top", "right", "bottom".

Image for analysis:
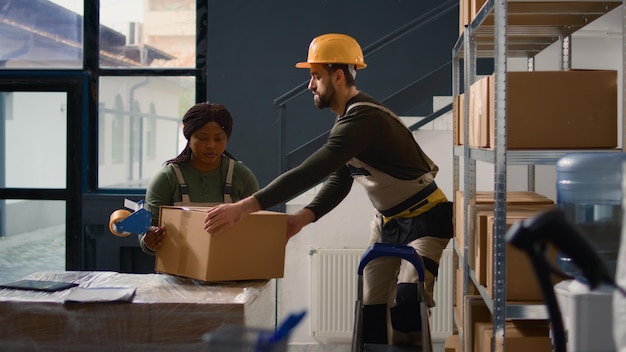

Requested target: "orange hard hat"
[{"left": 295, "top": 33, "right": 367, "bottom": 69}]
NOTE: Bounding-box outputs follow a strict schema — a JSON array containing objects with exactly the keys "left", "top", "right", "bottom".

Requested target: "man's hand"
[
  {"left": 204, "top": 196, "right": 261, "bottom": 235},
  {"left": 286, "top": 208, "right": 315, "bottom": 241},
  {"left": 144, "top": 225, "right": 167, "bottom": 251}
]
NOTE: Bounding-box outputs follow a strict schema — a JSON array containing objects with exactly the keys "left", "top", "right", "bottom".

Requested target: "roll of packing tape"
[{"left": 109, "top": 209, "right": 132, "bottom": 237}]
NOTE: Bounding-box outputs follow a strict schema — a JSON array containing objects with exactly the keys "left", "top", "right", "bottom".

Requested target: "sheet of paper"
[{"left": 64, "top": 287, "right": 136, "bottom": 303}]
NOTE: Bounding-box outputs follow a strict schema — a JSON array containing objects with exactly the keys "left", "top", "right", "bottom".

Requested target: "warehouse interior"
[{"left": 0, "top": 0, "right": 625, "bottom": 351}]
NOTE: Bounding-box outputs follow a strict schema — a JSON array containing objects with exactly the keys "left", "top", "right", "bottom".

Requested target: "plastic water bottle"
[{"left": 556, "top": 152, "right": 626, "bottom": 281}]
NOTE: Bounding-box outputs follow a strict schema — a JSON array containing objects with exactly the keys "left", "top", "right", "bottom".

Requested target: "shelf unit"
[{"left": 451, "top": 0, "right": 625, "bottom": 351}]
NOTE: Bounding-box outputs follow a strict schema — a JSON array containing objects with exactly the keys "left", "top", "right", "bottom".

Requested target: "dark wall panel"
[{"left": 205, "top": 0, "right": 458, "bottom": 188}]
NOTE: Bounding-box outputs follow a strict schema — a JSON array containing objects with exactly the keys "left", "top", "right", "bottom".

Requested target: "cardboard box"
[
  {"left": 469, "top": 76, "right": 490, "bottom": 148},
  {"left": 464, "top": 295, "right": 492, "bottom": 352},
  {"left": 454, "top": 267, "right": 480, "bottom": 330},
  {"left": 454, "top": 190, "right": 554, "bottom": 262},
  {"left": 485, "top": 214, "right": 561, "bottom": 301},
  {"left": 474, "top": 204, "right": 556, "bottom": 285},
  {"left": 459, "top": 0, "right": 472, "bottom": 35},
  {"left": 454, "top": 93, "right": 465, "bottom": 145},
  {"left": 487, "top": 70, "right": 617, "bottom": 149},
  {"left": 475, "top": 321, "right": 552, "bottom": 352},
  {"left": 156, "top": 206, "right": 287, "bottom": 282},
  {"left": 444, "top": 334, "right": 462, "bottom": 352},
  {"left": 471, "top": 0, "right": 488, "bottom": 20}
]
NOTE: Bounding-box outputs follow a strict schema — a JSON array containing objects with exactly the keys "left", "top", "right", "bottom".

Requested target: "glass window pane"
[
  {"left": 98, "top": 76, "right": 194, "bottom": 189},
  {"left": 0, "top": 1, "right": 83, "bottom": 69},
  {"left": 0, "top": 200, "right": 66, "bottom": 284},
  {"left": 2, "top": 92, "right": 67, "bottom": 189},
  {"left": 100, "top": 0, "right": 196, "bottom": 68}
]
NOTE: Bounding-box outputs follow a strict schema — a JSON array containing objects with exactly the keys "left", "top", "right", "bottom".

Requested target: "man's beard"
[{"left": 313, "top": 86, "right": 334, "bottom": 109}]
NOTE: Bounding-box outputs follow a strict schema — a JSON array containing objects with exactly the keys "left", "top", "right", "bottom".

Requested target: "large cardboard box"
[
  {"left": 464, "top": 295, "right": 492, "bottom": 352},
  {"left": 469, "top": 76, "right": 490, "bottom": 148},
  {"left": 454, "top": 267, "right": 479, "bottom": 330},
  {"left": 453, "top": 93, "right": 465, "bottom": 145},
  {"left": 485, "top": 214, "right": 561, "bottom": 301},
  {"left": 474, "top": 204, "right": 555, "bottom": 285},
  {"left": 444, "top": 334, "right": 462, "bottom": 352},
  {"left": 454, "top": 190, "right": 554, "bottom": 262},
  {"left": 459, "top": 0, "right": 472, "bottom": 35},
  {"left": 475, "top": 321, "right": 552, "bottom": 352},
  {"left": 487, "top": 70, "right": 617, "bottom": 149},
  {"left": 156, "top": 206, "right": 287, "bottom": 282}
]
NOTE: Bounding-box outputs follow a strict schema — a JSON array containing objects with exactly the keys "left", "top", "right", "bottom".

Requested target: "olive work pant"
[{"left": 362, "top": 213, "right": 450, "bottom": 346}]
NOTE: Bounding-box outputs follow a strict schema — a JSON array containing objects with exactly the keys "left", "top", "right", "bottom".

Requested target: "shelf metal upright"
[{"left": 491, "top": 1, "right": 508, "bottom": 350}]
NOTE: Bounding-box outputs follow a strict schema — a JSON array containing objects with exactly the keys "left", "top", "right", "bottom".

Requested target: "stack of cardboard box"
[{"left": 457, "top": 70, "right": 618, "bottom": 149}]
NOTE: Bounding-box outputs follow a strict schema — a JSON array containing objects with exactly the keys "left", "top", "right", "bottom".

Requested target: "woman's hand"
[
  {"left": 144, "top": 225, "right": 167, "bottom": 251},
  {"left": 204, "top": 196, "right": 261, "bottom": 235}
]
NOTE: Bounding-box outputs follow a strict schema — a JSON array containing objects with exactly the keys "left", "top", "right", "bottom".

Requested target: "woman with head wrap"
[{"left": 139, "top": 102, "right": 259, "bottom": 254}]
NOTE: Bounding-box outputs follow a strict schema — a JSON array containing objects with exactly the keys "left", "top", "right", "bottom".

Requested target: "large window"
[
  {"left": 0, "top": 1, "right": 196, "bottom": 69},
  {"left": 100, "top": 0, "right": 196, "bottom": 68},
  {"left": 0, "top": 1, "right": 206, "bottom": 275},
  {"left": 3, "top": 92, "right": 67, "bottom": 189},
  {"left": 98, "top": 76, "right": 193, "bottom": 189},
  {"left": 0, "top": 1, "right": 83, "bottom": 68}
]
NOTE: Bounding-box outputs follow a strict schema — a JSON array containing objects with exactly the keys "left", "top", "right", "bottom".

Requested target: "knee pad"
[
  {"left": 390, "top": 283, "right": 422, "bottom": 333},
  {"left": 362, "top": 304, "right": 388, "bottom": 344}
]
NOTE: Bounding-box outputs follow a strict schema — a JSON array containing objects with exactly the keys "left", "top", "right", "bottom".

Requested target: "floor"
[{"left": 0, "top": 225, "right": 65, "bottom": 285}]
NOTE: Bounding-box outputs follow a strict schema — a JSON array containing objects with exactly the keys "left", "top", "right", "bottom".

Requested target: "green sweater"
[
  {"left": 254, "top": 92, "right": 437, "bottom": 220},
  {"left": 145, "top": 155, "right": 259, "bottom": 225}
]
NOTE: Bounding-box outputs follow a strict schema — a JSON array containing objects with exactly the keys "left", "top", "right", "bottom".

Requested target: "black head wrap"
[
  {"left": 182, "top": 102, "right": 233, "bottom": 140},
  {"left": 167, "top": 102, "right": 235, "bottom": 164}
]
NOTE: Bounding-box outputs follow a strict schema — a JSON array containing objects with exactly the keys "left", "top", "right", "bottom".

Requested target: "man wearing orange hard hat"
[{"left": 204, "top": 33, "right": 452, "bottom": 347}]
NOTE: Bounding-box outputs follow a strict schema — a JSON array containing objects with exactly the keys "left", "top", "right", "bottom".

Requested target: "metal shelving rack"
[{"left": 451, "top": 0, "right": 624, "bottom": 350}]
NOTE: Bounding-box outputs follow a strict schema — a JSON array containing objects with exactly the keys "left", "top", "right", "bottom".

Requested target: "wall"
[{"left": 204, "top": 0, "right": 458, "bottom": 188}]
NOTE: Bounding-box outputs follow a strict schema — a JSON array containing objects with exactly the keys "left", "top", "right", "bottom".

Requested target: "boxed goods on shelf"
[
  {"left": 487, "top": 70, "right": 617, "bottom": 149},
  {"left": 453, "top": 93, "right": 465, "bottom": 145},
  {"left": 454, "top": 190, "right": 554, "bottom": 258},
  {"left": 485, "top": 214, "right": 561, "bottom": 301},
  {"left": 464, "top": 295, "right": 492, "bottom": 352},
  {"left": 474, "top": 204, "right": 556, "bottom": 285},
  {"left": 459, "top": 70, "right": 617, "bottom": 149},
  {"left": 469, "top": 76, "right": 490, "bottom": 148},
  {"left": 474, "top": 321, "right": 552, "bottom": 352},
  {"left": 444, "top": 334, "right": 462, "bottom": 352},
  {"left": 454, "top": 267, "right": 479, "bottom": 329}
]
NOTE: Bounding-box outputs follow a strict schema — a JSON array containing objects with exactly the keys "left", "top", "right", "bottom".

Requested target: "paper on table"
[{"left": 64, "top": 287, "right": 136, "bottom": 303}]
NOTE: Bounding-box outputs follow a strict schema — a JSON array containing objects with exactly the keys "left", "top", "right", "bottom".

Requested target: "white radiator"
[{"left": 310, "top": 245, "right": 454, "bottom": 342}]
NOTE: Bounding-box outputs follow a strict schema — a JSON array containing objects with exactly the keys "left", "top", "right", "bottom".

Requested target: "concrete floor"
[{"left": 0, "top": 225, "right": 65, "bottom": 285}]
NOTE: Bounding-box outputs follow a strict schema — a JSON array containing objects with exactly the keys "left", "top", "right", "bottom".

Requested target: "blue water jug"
[{"left": 556, "top": 152, "right": 626, "bottom": 281}]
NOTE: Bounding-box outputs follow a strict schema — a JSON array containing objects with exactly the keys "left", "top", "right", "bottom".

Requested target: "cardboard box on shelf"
[
  {"left": 459, "top": 0, "right": 472, "bottom": 35},
  {"left": 469, "top": 76, "right": 490, "bottom": 148},
  {"left": 485, "top": 214, "right": 561, "bottom": 301},
  {"left": 453, "top": 190, "right": 554, "bottom": 261},
  {"left": 454, "top": 266, "right": 479, "bottom": 330},
  {"left": 156, "top": 206, "right": 287, "bottom": 282},
  {"left": 454, "top": 93, "right": 465, "bottom": 146},
  {"left": 471, "top": 0, "right": 488, "bottom": 19},
  {"left": 444, "top": 334, "right": 462, "bottom": 352},
  {"left": 475, "top": 321, "right": 552, "bottom": 352},
  {"left": 487, "top": 70, "right": 617, "bottom": 149},
  {"left": 473, "top": 204, "right": 556, "bottom": 286},
  {"left": 464, "top": 295, "right": 491, "bottom": 352}
]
